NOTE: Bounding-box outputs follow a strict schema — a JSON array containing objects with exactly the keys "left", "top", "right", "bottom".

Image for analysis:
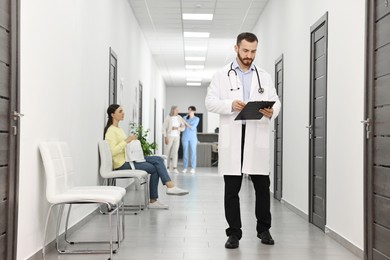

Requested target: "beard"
[{"left": 237, "top": 52, "right": 254, "bottom": 67}]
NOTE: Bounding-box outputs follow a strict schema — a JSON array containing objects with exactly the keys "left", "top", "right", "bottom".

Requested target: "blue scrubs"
[{"left": 182, "top": 116, "right": 199, "bottom": 169}]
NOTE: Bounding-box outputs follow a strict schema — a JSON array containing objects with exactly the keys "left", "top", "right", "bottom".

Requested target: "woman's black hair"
[{"left": 103, "top": 104, "right": 120, "bottom": 139}]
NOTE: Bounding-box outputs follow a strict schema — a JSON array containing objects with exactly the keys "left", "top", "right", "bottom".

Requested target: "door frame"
[
  {"left": 273, "top": 54, "right": 284, "bottom": 201},
  {"left": 308, "top": 12, "right": 328, "bottom": 231},
  {"left": 108, "top": 47, "right": 118, "bottom": 104},
  {"left": 364, "top": 0, "right": 375, "bottom": 259},
  {"left": 7, "top": 0, "right": 20, "bottom": 259}
]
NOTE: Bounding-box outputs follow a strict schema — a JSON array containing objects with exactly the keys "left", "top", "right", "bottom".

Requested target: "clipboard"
[{"left": 234, "top": 101, "right": 275, "bottom": 120}]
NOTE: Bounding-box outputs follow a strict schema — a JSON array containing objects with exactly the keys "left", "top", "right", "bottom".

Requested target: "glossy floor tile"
[{"left": 43, "top": 167, "right": 362, "bottom": 260}]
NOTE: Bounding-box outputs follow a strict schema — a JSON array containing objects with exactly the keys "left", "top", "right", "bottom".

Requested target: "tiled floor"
[{"left": 43, "top": 167, "right": 362, "bottom": 260}]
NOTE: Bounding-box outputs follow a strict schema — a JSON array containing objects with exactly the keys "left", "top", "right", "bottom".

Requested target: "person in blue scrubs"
[{"left": 181, "top": 106, "right": 199, "bottom": 174}]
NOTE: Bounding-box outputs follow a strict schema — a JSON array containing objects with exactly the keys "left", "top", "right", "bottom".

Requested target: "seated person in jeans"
[{"left": 104, "top": 104, "right": 189, "bottom": 209}]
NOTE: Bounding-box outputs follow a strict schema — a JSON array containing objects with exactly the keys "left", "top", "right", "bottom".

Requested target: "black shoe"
[
  {"left": 257, "top": 230, "right": 275, "bottom": 245},
  {"left": 225, "top": 235, "right": 239, "bottom": 249}
]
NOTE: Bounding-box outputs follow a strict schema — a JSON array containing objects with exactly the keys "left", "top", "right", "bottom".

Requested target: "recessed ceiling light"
[
  {"left": 185, "top": 57, "right": 206, "bottom": 61},
  {"left": 184, "top": 32, "right": 210, "bottom": 38},
  {"left": 182, "top": 13, "right": 213, "bottom": 20},
  {"left": 185, "top": 46, "right": 208, "bottom": 51},
  {"left": 186, "top": 65, "right": 204, "bottom": 69},
  {"left": 187, "top": 82, "right": 202, "bottom": 86}
]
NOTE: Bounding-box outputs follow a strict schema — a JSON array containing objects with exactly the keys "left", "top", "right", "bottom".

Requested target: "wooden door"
[
  {"left": 109, "top": 48, "right": 117, "bottom": 104},
  {"left": 365, "top": 1, "right": 390, "bottom": 259},
  {"left": 273, "top": 54, "right": 284, "bottom": 201},
  {"left": 0, "top": 0, "right": 19, "bottom": 258},
  {"left": 308, "top": 12, "right": 328, "bottom": 231}
]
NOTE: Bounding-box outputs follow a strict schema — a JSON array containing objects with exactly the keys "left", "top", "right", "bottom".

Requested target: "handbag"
[{"left": 126, "top": 140, "right": 146, "bottom": 163}]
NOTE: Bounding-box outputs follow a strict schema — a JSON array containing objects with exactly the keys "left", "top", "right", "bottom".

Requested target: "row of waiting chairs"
[{"left": 39, "top": 140, "right": 150, "bottom": 259}]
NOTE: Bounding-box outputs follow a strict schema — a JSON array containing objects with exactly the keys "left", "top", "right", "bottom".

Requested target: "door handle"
[
  {"left": 306, "top": 125, "right": 312, "bottom": 139},
  {"left": 361, "top": 118, "right": 370, "bottom": 139},
  {"left": 13, "top": 111, "right": 24, "bottom": 121}
]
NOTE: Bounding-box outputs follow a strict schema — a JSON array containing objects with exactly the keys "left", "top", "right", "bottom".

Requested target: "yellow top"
[{"left": 105, "top": 125, "right": 127, "bottom": 169}]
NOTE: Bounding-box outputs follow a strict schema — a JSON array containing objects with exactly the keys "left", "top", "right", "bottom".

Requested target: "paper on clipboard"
[{"left": 234, "top": 101, "right": 275, "bottom": 120}]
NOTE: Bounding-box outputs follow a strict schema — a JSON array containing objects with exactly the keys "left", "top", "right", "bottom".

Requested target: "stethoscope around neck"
[{"left": 227, "top": 62, "right": 264, "bottom": 94}]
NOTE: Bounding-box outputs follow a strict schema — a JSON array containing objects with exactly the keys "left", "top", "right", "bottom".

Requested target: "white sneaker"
[
  {"left": 190, "top": 168, "right": 196, "bottom": 174},
  {"left": 172, "top": 169, "right": 179, "bottom": 174},
  {"left": 182, "top": 168, "right": 187, "bottom": 173},
  {"left": 166, "top": 186, "right": 189, "bottom": 196},
  {"left": 148, "top": 200, "right": 169, "bottom": 209}
]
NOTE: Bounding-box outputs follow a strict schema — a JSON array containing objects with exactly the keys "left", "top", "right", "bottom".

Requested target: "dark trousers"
[{"left": 224, "top": 125, "right": 271, "bottom": 239}]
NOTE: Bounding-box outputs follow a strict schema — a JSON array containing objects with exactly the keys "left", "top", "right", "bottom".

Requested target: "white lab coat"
[{"left": 205, "top": 63, "right": 281, "bottom": 176}]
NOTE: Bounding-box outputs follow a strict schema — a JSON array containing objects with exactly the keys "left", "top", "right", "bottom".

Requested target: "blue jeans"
[
  {"left": 115, "top": 156, "right": 171, "bottom": 200},
  {"left": 182, "top": 138, "right": 197, "bottom": 169}
]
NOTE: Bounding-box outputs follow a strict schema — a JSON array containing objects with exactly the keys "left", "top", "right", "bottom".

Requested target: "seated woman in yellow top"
[{"left": 104, "top": 104, "right": 189, "bottom": 209}]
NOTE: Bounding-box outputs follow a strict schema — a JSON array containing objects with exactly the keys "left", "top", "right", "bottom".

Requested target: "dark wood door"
[
  {"left": 138, "top": 81, "right": 143, "bottom": 126},
  {"left": 308, "top": 12, "right": 328, "bottom": 231},
  {"left": 365, "top": 1, "right": 390, "bottom": 259},
  {"left": 0, "top": 0, "right": 19, "bottom": 259},
  {"left": 109, "top": 48, "right": 117, "bottom": 104},
  {"left": 273, "top": 54, "right": 283, "bottom": 201}
]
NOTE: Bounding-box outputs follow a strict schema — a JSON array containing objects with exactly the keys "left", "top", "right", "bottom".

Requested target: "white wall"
[
  {"left": 253, "top": 0, "right": 365, "bottom": 249},
  {"left": 18, "top": 0, "right": 165, "bottom": 259}
]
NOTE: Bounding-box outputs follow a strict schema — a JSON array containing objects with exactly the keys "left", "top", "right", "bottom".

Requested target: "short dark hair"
[
  {"left": 188, "top": 106, "right": 196, "bottom": 111},
  {"left": 236, "top": 32, "right": 258, "bottom": 45}
]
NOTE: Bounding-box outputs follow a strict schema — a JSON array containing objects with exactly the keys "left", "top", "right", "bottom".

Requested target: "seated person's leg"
[
  {"left": 133, "top": 161, "right": 159, "bottom": 200},
  {"left": 144, "top": 156, "right": 171, "bottom": 185},
  {"left": 115, "top": 161, "right": 132, "bottom": 170},
  {"left": 145, "top": 156, "right": 189, "bottom": 196}
]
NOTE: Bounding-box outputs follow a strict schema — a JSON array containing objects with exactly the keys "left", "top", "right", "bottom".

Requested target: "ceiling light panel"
[
  {"left": 186, "top": 82, "right": 202, "bottom": 86},
  {"left": 184, "top": 38, "right": 209, "bottom": 48},
  {"left": 182, "top": 13, "right": 213, "bottom": 20}
]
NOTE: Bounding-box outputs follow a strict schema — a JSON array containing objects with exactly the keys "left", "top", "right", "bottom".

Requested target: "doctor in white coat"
[{"left": 205, "top": 32, "right": 281, "bottom": 249}]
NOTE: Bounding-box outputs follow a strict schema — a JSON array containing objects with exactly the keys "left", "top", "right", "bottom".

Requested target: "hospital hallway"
[{"left": 42, "top": 167, "right": 360, "bottom": 260}]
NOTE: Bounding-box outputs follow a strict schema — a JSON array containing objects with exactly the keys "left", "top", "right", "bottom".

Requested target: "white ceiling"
[{"left": 127, "top": 0, "right": 269, "bottom": 88}]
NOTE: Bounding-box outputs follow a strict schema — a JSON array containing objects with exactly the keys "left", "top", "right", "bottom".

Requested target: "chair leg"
[
  {"left": 42, "top": 204, "right": 56, "bottom": 259},
  {"left": 113, "top": 200, "right": 125, "bottom": 253},
  {"left": 108, "top": 204, "right": 113, "bottom": 260},
  {"left": 120, "top": 178, "right": 147, "bottom": 214},
  {"left": 137, "top": 179, "right": 142, "bottom": 211},
  {"left": 56, "top": 204, "right": 67, "bottom": 253},
  {"left": 116, "top": 203, "right": 121, "bottom": 248},
  {"left": 64, "top": 204, "right": 72, "bottom": 244},
  {"left": 121, "top": 199, "right": 125, "bottom": 241},
  {"left": 144, "top": 176, "right": 150, "bottom": 209}
]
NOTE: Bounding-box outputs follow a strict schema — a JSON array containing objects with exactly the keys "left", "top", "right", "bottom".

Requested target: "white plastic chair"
[
  {"left": 39, "top": 141, "right": 126, "bottom": 260},
  {"left": 98, "top": 140, "right": 150, "bottom": 210}
]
